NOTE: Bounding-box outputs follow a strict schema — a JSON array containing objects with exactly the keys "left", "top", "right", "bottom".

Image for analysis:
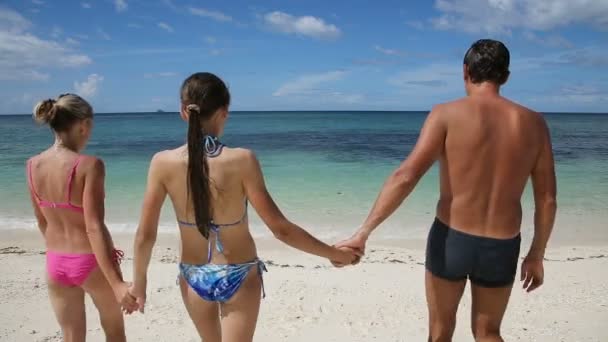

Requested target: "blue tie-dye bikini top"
[{"left": 177, "top": 135, "right": 248, "bottom": 263}]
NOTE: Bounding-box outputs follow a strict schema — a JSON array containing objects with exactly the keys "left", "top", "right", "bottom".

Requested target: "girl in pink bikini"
[{"left": 26, "top": 94, "right": 136, "bottom": 342}]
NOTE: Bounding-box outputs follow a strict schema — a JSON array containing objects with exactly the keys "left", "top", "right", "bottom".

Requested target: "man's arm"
[
  {"left": 356, "top": 106, "right": 447, "bottom": 239},
  {"left": 521, "top": 116, "right": 557, "bottom": 292},
  {"left": 528, "top": 117, "right": 557, "bottom": 260}
]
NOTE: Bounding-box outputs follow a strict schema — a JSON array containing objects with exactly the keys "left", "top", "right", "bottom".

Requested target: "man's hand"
[
  {"left": 334, "top": 232, "right": 368, "bottom": 266},
  {"left": 521, "top": 256, "right": 544, "bottom": 292},
  {"left": 329, "top": 246, "right": 363, "bottom": 267}
]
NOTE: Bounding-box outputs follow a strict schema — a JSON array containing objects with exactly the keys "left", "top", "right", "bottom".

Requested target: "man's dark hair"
[{"left": 463, "top": 39, "right": 510, "bottom": 85}]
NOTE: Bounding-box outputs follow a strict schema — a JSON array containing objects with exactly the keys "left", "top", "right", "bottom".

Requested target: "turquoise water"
[{"left": 1, "top": 112, "right": 607, "bottom": 241}]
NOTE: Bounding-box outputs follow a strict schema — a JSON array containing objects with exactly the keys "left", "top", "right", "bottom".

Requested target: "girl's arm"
[
  {"left": 241, "top": 150, "right": 358, "bottom": 265},
  {"left": 131, "top": 153, "right": 167, "bottom": 312},
  {"left": 26, "top": 160, "right": 47, "bottom": 236},
  {"left": 83, "top": 157, "right": 134, "bottom": 309}
]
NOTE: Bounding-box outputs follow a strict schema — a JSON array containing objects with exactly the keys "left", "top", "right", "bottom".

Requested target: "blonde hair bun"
[{"left": 33, "top": 99, "right": 57, "bottom": 124}]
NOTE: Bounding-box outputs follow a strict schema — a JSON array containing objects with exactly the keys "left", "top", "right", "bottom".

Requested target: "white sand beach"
[{"left": 1, "top": 230, "right": 607, "bottom": 341}]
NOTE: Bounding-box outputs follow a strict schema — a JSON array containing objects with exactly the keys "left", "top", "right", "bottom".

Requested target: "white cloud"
[
  {"left": 32, "top": 0, "right": 44, "bottom": 5},
  {"left": 407, "top": 21, "right": 425, "bottom": 30},
  {"left": 97, "top": 28, "right": 111, "bottom": 40},
  {"left": 188, "top": 7, "right": 233, "bottom": 22},
  {"left": 389, "top": 63, "right": 461, "bottom": 93},
  {"left": 93, "top": 47, "right": 192, "bottom": 57},
  {"left": 157, "top": 22, "right": 174, "bottom": 33},
  {"left": 143, "top": 72, "right": 177, "bottom": 78},
  {"left": 114, "top": 0, "right": 127, "bottom": 12},
  {"left": 370, "top": 46, "right": 440, "bottom": 61},
  {"left": 273, "top": 71, "right": 347, "bottom": 97},
  {"left": 162, "top": 0, "right": 178, "bottom": 11},
  {"left": 205, "top": 36, "right": 216, "bottom": 44},
  {"left": 74, "top": 74, "right": 104, "bottom": 98},
  {"left": 81, "top": 2, "right": 92, "bottom": 9},
  {"left": 65, "top": 37, "right": 79, "bottom": 45},
  {"left": 374, "top": 45, "right": 409, "bottom": 57},
  {"left": 128, "top": 23, "right": 141, "bottom": 29},
  {"left": 512, "top": 47, "right": 608, "bottom": 69},
  {"left": 523, "top": 32, "right": 574, "bottom": 49},
  {"left": 51, "top": 26, "right": 62, "bottom": 39},
  {"left": 324, "top": 92, "right": 365, "bottom": 104},
  {"left": 431, "top": 0, "right": 608, "bottom": 34},
  {"left": 210, "top": 48, "right": 223, "bottom": 56},
  {"left": 7, "top": 70, "right": 50, "bottom": 81},
  {"left": 0, "top": 7, "right": 91, "bottom": 81},
  {"left": 531, "top": 84, "right": 608, "bottom": 106},
  {"left": 264, "top": 11, "right": 341, "bottom": 40},
  {"left": 0, "top": 7, "right": 31, "bottom": 32}
]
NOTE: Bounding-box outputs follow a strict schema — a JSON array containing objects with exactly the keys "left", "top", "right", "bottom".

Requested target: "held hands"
[
  {"left": 114, "top": 280, "right": 146, "bottom": 315},
  {"left": 128, "top": 282, "right": 147, "bottom": 314},
  {"left": 113, "top": 281, "right": 138, "bottom": 314},
  {"left": 331, "top": 231, "right": 369, "bottom": 267},
  {"left": 521, "top": 256, "right": 544, "bottom": 292},
  {"left": 330, "top": 246, "right": 363, "bottom": 267}
]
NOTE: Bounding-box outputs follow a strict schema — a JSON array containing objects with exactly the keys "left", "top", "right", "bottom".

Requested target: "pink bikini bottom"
[{"left": 46, "top": 249, "right": 124, "bottom": 287}]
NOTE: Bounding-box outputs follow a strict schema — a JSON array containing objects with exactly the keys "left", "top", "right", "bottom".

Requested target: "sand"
[{"left": 0, "top": 230, "right": 607, "bottom": 342}]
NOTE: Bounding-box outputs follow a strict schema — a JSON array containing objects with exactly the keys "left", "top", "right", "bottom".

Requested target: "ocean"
[{"left": 1, "top": 111, "right": 607, "bottom": 242}]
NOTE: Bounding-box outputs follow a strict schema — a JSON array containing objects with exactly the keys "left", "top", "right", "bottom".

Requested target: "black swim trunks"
[{"left": 425, "top": 218, "right": 521, "bottom": 288}]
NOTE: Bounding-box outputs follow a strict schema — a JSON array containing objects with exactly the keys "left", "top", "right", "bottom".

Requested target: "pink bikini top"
[{"left": 27, "top": 156, "right": 84, "bottom": 213}]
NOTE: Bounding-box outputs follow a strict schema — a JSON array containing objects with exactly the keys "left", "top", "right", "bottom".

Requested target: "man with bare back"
[{"left": 338, "top": 39, "right": 557, "bottom": 341}]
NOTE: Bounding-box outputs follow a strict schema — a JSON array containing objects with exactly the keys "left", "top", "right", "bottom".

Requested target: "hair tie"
[{"left": 186, "top": 104, "right": 200, "bottom": 114}]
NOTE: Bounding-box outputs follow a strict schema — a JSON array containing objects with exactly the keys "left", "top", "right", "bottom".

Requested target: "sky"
[{"left": 1, "top": 0, "right": 607, "bottom": 114}]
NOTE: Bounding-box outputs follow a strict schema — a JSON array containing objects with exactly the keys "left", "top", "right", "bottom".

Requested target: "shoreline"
[
  {"left": 1, "top": 229, "right": 607, "bottom": 341},
  {"left": 2, "top": 223, "right": 608, "bottom": 252}
]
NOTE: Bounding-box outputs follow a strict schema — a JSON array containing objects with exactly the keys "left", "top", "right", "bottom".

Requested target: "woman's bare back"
[
  {"left": 153, "top": 145, "right": 257, "bottom": 264},
  {"left": 28, "top": 150, "right": 92, "bottom": 252}
]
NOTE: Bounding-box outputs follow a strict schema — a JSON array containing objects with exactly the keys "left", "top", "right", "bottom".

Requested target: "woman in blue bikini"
[{"left": 130, "top": 72, "right": 359, "bottom": 341}]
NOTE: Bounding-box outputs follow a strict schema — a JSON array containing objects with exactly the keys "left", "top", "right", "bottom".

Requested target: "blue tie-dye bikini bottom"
[{"left": 179, "top": 258, "right": 267, "bottom": 303}]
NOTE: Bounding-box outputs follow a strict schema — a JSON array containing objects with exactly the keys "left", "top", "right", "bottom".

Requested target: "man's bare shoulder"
[
  {"left": 501, "top": 97, "right": 547, "bottom": 127},
  {"left": 499, "top": 96, "right": 539, "bottom": 116},
  {"left": 429, "top": 98, "right": 469, "bottom": 120},
  {"left": 433, "top": 97, "right": 470, "bottom": 112}
]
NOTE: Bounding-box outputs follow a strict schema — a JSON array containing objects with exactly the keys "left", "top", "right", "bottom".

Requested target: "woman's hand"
[
  {"left": 330, "top": 246, "right": 362, "bottom": 267},
  {"left": 112, "top": 281, "right": 138, "bottom": 314},
  {"left": 128, "top": 282, "right": 147, "bottom": 313}
]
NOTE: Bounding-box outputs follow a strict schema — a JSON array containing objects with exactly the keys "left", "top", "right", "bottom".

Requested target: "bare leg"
[
  {"left": 426, "top": 271, "right": 467, "bottom": 342},
  {"left": 219, "top": 267, "right": 262, "bottom": 342},
  {"left": 82, "top": 267, "right": 126, "bottom": 342},
  {"left": 47, "top": 278, "right": 86, "bottom": 342},
  {"left": 470, "top": 283, "right": 513, "bottom": 342},
  {"left": 179, "top": 276, "right": 222, "bottom": 342}
]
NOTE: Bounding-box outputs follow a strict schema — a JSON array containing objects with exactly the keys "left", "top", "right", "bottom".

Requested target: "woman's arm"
[
  {"left": 131, "top": 153, "right": 167, "bottom": 311},
  {"left": 82, "top": 157, "right": 133, "bottom": 307},
  {"left": 28, "top": 186, "right": 47, "bottom": 236},
  {"left": 241, "top": 150, "right": 358, "bottom": 265},
  {"left": 26, "top": 160, "right": 47, "bottom": 236}
]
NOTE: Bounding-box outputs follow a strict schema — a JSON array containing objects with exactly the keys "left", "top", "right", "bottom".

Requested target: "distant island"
[{"left": 156, "top": 109, "right": 165, "bottom": 113}]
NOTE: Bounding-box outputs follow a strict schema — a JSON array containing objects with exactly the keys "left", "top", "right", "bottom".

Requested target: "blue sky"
[{"left": 1, "top": 0, "right": 607, "bottom": 114}]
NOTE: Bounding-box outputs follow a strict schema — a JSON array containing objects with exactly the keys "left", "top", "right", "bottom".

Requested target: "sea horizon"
[
  {"left": 1, "top": 110, "right": 607, "bottom": 245},
  {"left": 1, "top": 110, "right": 608, "bottom": 116}
]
